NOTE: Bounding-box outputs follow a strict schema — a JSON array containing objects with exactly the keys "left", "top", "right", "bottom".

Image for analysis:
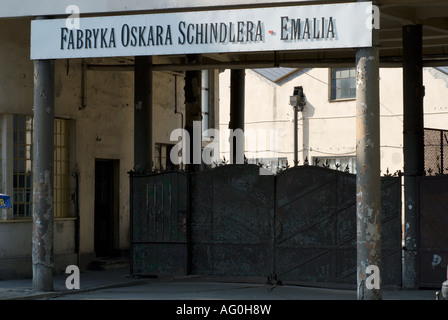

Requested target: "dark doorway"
[{"left": 94, "top": 159, "right": 120, "bottom": 258}]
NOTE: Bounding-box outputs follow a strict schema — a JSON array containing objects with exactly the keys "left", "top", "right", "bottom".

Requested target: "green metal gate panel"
[
  {"left": 130, "top": 171, "right": 188, "bottom": 277},
  {"left": 380, "top": 177, "right": 403, "bottom": 287},
  {"left": 418, "top": 175, "right": 448, "bottom": 288},
  {"left": 274, "top": 167, "right": 351, "bottom": 284},
  {"left": 190, "top": 165, "right": 275, "bottom": 277},
  {"left": 274, "top": 167, "right": 402, "bottom": 286}
]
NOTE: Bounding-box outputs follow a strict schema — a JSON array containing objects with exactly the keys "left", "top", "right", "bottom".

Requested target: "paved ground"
[
  {"left": 0, "top": 267, "right": 440, "bottom": 301},
  {"left": 1, "top": 268, "right": 444, "bottom": 320},
  {"left": 43, "top": 280, "right": 438, "bottom": 300}
]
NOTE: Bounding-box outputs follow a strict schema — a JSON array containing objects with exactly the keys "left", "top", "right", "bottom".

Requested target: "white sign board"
[
  {"left": 30, "top": 2, "right": 372, "bottom": 60},
  {"left": 1, "top": 0, "right": 326, "bottom": 18}
]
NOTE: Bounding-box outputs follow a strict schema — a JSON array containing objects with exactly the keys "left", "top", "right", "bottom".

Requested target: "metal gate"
[
  {"left": 189, "top": 165, "right": 402, "bottom": 286},
  {"left": 190, "top": 165, "right": 275, "bottom": 277},
  {"left": 274, "top": 166, "right": 402, "bottom": 286},
  {"left": 418, "top": 175, "right": 448, "bottom": 288},
  {"left": 130, "top": 171, "right": 189, "bottom": 276},
  {"left": 130, "top": 165, "right": 402, "bottom": 286}
]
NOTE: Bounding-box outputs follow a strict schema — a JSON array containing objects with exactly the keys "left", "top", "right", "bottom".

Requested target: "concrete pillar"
[
  {"left": 134, "top": 56, "right": 153, "bottom": 173},
  {"left": 32, "top": 58, "right": 55, "bottom": 292},
  {"left": 402, "top": 24, "right": 424, "bottom": 289},
  {"left": 355, "top": 27, "right": 382, "bottom": 299},
  {"left": 184, "top": 55, "right": 202, "bottom": 171},
  {"left": 229, "top": 69, "right": 245, "bottom": 164}
]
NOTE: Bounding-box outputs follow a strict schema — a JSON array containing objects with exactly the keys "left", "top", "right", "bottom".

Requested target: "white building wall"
[
  {"left": 423, "top": 68, "right": 448, "bottom": 130},
  {"left": 219, "top": 67, "right": 448, "bottom": 174}
]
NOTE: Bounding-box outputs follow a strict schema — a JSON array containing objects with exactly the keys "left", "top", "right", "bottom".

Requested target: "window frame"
[
  {"left": 12, "top": 115, "right": 34, "bottom": 219},
  {"left": 312, "top": 155, "right": 357, "bottom": 174},
  {"left": 155, "top": 143, "right": 177, "bottom": 171},
  {"left": 329, "top": 67, "right": 357, "bottom": 102},
  {"left": 11, "top": 115, "right": 72, "bottom": 219},
  {"left": 201, "top": 69, "right": 210, "bottom": 137},
  {"left": 53, "top": 118, "right": 71, "bottom": 219},
  {"left": 247, "top": 157, "right": 288, "bottom": 173}
]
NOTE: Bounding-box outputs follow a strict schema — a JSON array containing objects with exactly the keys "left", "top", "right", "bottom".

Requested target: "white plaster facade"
[{"left": 219, "top": 67, "right": 448, "bottom": 174}]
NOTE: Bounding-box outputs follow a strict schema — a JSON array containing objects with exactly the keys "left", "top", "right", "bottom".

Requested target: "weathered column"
[
  {"left": 402, "top": 24, "right": 424, "bottom": 289},
  {"left": 134, "top": 56, "right": 153, "bottom": 173},
  {"left": 355, "top": 25, "right": 382, "bottom": 299},
  {"left": 229, "top": 69, "right": 245, "bottom": 164},
  {"left": 184, "top": 55, "right": 202, "bottom": 171},
  {"left": 32, "top": 58, "right": 55, "bottom": 292}
]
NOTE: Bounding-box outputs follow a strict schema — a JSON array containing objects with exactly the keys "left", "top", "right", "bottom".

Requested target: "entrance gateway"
[
  {"left": 30, "top": 1, "right": 385, "bottom": 298},
  {"left": 130, "top": 166, "right": 402, "bottom": 287}
]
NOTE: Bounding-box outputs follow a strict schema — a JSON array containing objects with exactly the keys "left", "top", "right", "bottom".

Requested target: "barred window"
[
  {"left": 202, "top": 70, "right": 210, "bottom": 136},
  {"left": 313, "top": 156, "right": 356, "bottom": 174},
  {"left": 12, "top": 115, "right": 71, "bottom": 218},
  {"left": 155, "top": 143, "right": 176, "bottom": 171},
  {"left": 13, "top": 115, "right": 33, "bottom": 218},
  {"left": 54, "top": 119, "right": 70, "bottom": 218},
  {"left": 0, "top": 120, "right": 2, "bottom": 193},
  {"left": 247, "top": 157, "right": 288, "bottom": 173}
]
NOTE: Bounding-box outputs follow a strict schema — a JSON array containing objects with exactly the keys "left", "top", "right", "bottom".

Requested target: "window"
[
  {"left": 201, "top": 70, "right": 210, "bottom": 135},
  {"left": 313, "top": 156, "right": 356, "bottom": 174},
  {"left": 54, "top": 119, "right": 70, "bottom": 218},
  {"left": 330, "top": 68, "right": 356, "bottom": 100},
  {"left": 155, "top": 143, "right": 177, "bottom": 171},
  {"left": 247, "top": 157, "right": 288, "bottom": 173},
  {"left": 13, "top": 115, "right": 33, "bottom": 218},
  {"left": 0, "top": 120, "right": 2, "bottom": 193},
  {"left": 12, "top": 115, "right": 71, "bottom": 218}
]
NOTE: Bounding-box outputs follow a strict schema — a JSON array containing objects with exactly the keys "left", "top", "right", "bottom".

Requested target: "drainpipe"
[
  {"left": 184, "top": 55, "right": 202, "bottom": 172},
  {"left": 174, "top": 73, "right": 184, "bottom": 170},
  {"left": 72, "top": 170, "right": 80, "bottom": 267}
]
